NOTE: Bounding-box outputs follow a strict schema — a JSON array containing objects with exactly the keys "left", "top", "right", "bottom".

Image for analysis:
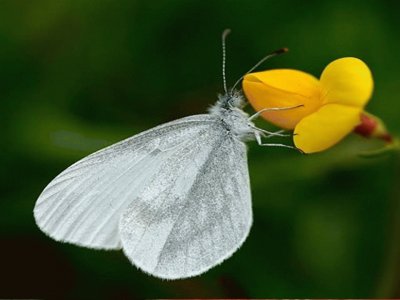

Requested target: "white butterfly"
[{"left": 33, "top": 31, "right": 296, "bottom": 279}]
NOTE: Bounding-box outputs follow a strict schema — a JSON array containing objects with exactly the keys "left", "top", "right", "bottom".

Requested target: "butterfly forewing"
[{"left": 34, "top": 115, "right": 218, "bottom": 250}]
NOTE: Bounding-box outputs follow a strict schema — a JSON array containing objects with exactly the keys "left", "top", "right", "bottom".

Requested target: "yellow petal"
[
  {"left": 320, "top": 57, "right": 373, "bottom": 107},
  {"left": 243, "top": 69, "right": 323, "bottom": 129},
  {"left": 294, "top": 104, "right": 362, "bottom": 153}
]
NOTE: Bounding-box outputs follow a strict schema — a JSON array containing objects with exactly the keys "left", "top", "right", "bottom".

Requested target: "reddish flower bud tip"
[
  {"left": 354, "top": 112, "right": 393, "bottom": 143},
  {"left": 354, "top": 113, "right": 377, "bottom": 138}
]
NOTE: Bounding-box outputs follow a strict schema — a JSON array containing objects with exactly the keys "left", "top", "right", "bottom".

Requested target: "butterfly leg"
[
  {"left": 254, "top": 131, "right": 302, "bottom": 152},
  {"left": 248, "top": 104, "right": 303, "bottom": 121},
  {"left": 249, "top": 125, "right": 290, "bottom": 138}
]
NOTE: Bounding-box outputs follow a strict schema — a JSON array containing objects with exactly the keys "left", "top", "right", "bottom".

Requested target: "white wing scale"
[
  {"left": 119, "top": 126, "right": 252, "bottom": 279},
  {"left": 34, "top": 115, "right": 217, "bottom": 249},
  {"left": 35, "top": 113, "right": 253, "bottom": 279}
]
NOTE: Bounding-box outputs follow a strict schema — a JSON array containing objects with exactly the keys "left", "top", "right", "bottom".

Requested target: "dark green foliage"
[{"left": 1, "top": 0, "right": 400, "bottom": 298}]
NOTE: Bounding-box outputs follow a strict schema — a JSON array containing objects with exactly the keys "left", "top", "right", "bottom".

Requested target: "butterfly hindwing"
[{"left": 119, "top": 128, "right": 252, "bottom": 279}]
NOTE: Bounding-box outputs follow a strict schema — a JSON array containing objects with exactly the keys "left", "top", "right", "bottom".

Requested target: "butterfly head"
[
  {"left": 222, "top": 90, "right": 246, "bottom": 109},
  {"left": 208, "top": 90, "right": 246, "bottom": 114},
  {"left": 208, "top": 91, "right": 257, "bottom": 141}
]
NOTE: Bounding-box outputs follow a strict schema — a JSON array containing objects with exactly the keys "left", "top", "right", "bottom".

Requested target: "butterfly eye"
[{"left": 227, "top": 94, "right": 244, "bottom": 108}]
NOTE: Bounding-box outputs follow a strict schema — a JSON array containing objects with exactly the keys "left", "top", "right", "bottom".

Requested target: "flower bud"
[{"left": 354, "top": 112, "right": 392, "bottom": 143}]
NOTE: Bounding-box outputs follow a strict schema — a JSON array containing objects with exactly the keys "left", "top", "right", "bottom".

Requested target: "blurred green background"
[{"left": 1, "top": 0, "right": 400, "bottom": 299}]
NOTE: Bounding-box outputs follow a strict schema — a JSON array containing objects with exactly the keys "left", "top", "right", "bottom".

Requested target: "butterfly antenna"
[
  {"left": 222, "top": 28, "right": 231, "bottom": 95},
  {"left": 230, "top": 47, "right": 288, "bottom": 94}
]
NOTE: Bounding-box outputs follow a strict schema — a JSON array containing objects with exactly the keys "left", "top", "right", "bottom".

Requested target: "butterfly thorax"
[{"left": 209, "top": 92, "right": 256, "bottom": 141}]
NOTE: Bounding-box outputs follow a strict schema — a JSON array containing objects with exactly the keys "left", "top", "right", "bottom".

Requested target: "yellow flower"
[{"left": 242, "top": 57, "right": 374, "bottom": 153}]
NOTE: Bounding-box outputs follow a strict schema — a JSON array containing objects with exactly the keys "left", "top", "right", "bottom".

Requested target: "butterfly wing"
[
  {"left": 34, "top": 115, "right": 218, "bottom": 250},
  {"left": 119, "top": 127, "right": 252, "bottom": 279}
]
